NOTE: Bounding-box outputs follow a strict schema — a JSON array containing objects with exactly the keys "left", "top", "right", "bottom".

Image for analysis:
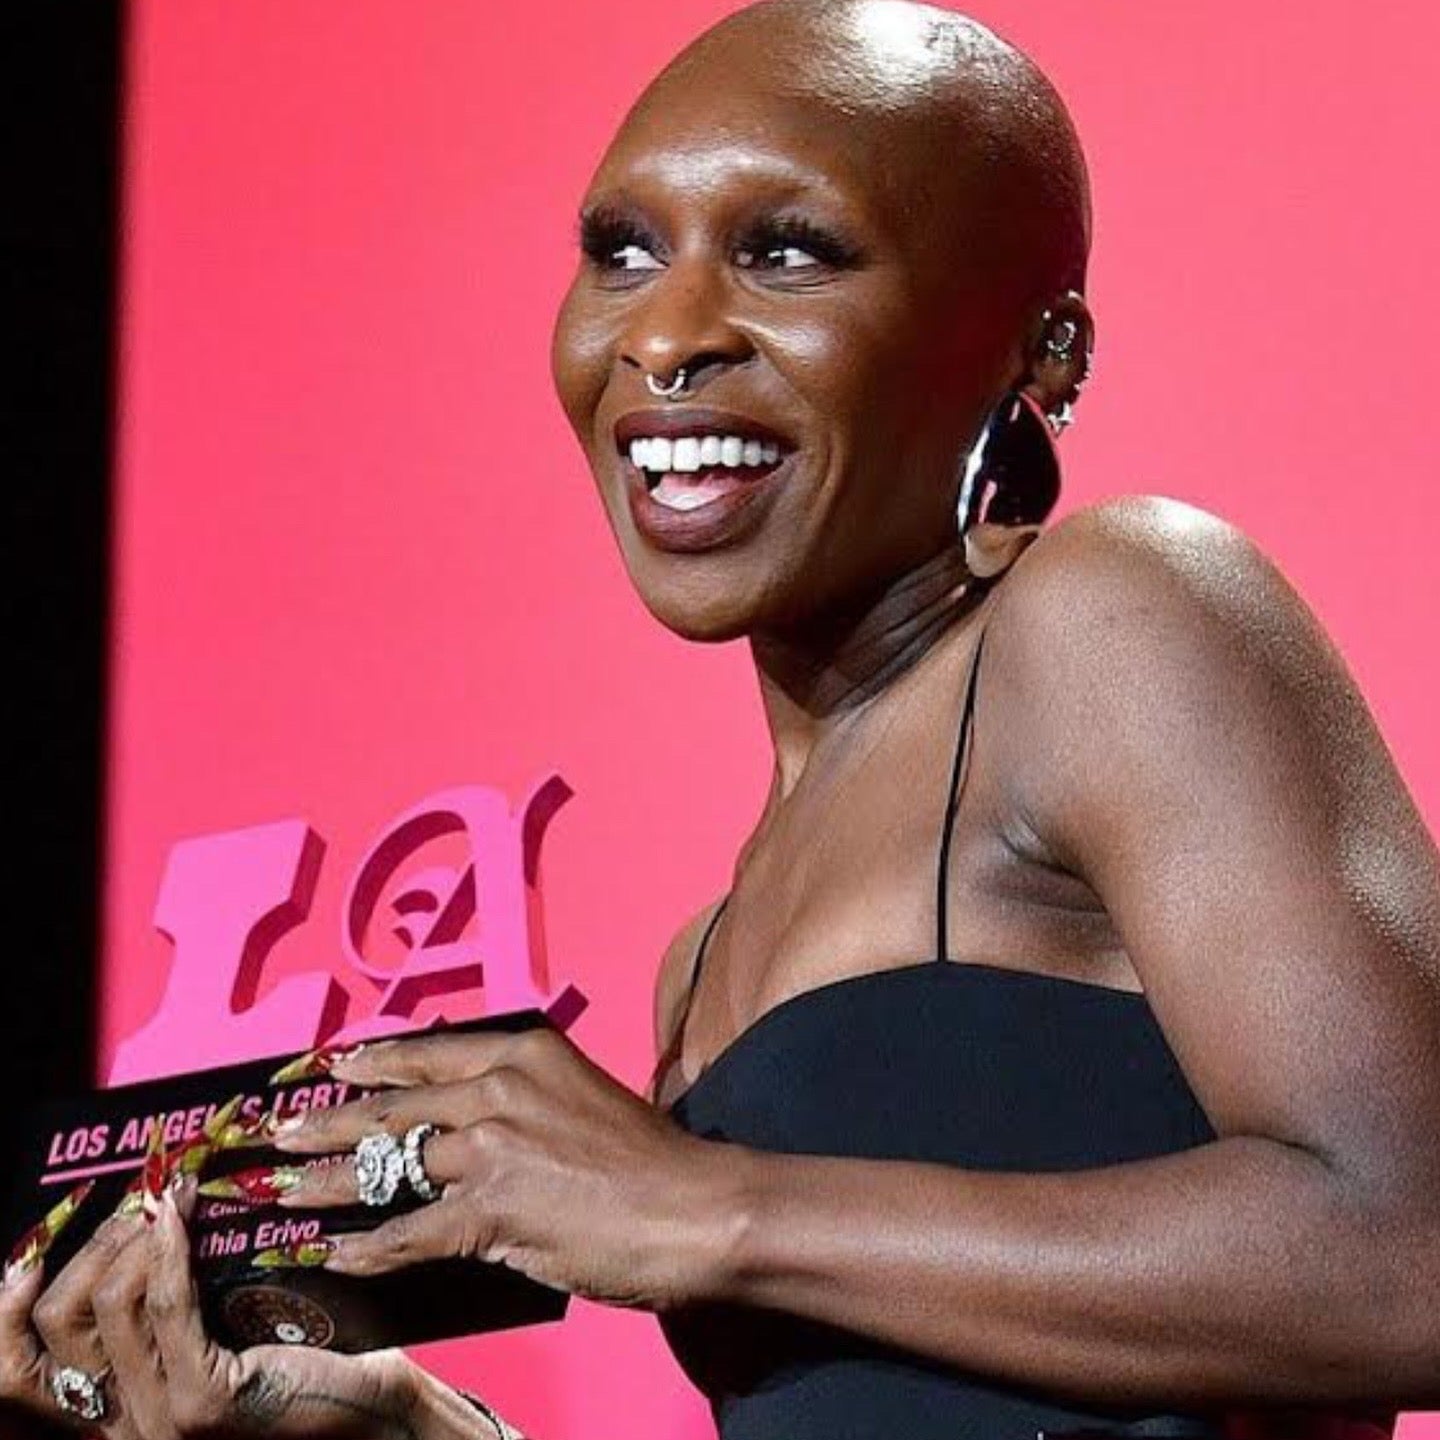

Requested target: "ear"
[{"left": 1019, "top": 290, "right": 1094, "bottom": 427}]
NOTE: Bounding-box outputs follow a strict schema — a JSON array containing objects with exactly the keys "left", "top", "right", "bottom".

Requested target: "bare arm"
[{"left": 691, "top": 497, "right": 1440, "bottom": 1409}]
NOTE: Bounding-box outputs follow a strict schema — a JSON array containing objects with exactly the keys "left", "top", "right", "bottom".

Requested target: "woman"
[{"left": 5, "top": 1, "right": 1439, "bottom": 1437}]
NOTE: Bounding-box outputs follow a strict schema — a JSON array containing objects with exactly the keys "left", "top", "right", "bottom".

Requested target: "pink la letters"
[{"left": 111, "top": 776, "right": 586, "bottom": 1084}]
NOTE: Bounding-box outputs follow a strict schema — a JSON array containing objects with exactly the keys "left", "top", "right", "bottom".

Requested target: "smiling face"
[{"left": 551, "top": 0, "right": 1089, "bottom": 642}]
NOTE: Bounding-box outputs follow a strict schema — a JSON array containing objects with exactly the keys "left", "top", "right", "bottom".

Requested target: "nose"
[{"left": 618, "top": 255, "right": 753, "bottom": 390}]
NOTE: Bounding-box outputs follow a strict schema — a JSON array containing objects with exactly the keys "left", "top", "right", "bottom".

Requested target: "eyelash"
[{"left": 577, "top": 212, "right": 863, "bottom": 277}]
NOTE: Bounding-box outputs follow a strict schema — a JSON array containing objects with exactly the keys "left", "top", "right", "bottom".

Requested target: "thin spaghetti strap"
[
  {"left": 670, "top": 895, "right": 729, "bottom": 1052},
  {"left": 688, "top": 895, "right": 729, "bottom": 1000},
  {"left": 935, "top": 624, "right": 990, "bottom": 963},
  {"left": 651, "top": 896, "right": 729, "bottom": 1101}
]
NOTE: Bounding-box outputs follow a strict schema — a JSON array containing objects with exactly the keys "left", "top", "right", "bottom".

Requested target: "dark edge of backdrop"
[{"left": 0, "top": 0, "right": 121, "bottom": 1178}]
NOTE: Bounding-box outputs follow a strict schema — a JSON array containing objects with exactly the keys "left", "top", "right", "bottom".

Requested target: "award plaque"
[{"left": 2, "top": 1010, "right": 569, "bottom": 1352}]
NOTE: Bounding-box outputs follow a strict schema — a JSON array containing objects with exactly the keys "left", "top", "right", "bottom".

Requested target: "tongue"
[{"left": 652, "top": 467, "right": 752, "bottom": 510}]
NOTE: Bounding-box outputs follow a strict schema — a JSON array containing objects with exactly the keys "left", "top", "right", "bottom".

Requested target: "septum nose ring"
[{"left": 645, "top": 366, "right": 689, "bottom": 400}]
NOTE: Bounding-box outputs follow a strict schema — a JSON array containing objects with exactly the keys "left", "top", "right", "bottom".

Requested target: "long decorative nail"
[
  {"left": 214, "top": 1106, "right": 283, "bottom": 1151},
  {"left": 6, "top": 1181, "right": 96, "bottom": 1278},
  {"left": 145, "top": 1124, "right": 173, "bottom": 1221},
  {"left": 252, "top": 1238, "right": 334, "bottom": 1270},
  {"left": 205, "top": 1095, "right": 247, "bottom": 1144},
  {"left": 197, "top": 1166, "right": 306, "bottom": 1204},
  {"left": 116, "top": 1123, "right": 170, "bottom": 1220},
  {"left": 166, "top": 1095, "right": 246, "bottom": 1186},
  {"left": 269, "top": 1044, "right": 361, "bottom": 1085}
]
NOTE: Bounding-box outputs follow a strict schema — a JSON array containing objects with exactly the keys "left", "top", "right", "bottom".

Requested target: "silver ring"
[
  {"left": 402, "top": 1123, "right": 441, "bottom": 1202},
  {"left": 353, "top": 1132, "right": 404, "bottom": 1208},
  {"left": 644, "top": 367, "right": 687, "bottom": 400},
  {"left": 51, "top": 1364, "right": 109, "bottom": 1422}
]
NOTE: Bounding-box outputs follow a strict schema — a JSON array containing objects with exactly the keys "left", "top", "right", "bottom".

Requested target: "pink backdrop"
[{"left": 105, "top": 1, "right": 1440, "bottom": 1434}]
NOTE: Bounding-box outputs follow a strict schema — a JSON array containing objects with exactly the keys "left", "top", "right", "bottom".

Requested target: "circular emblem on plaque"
[{"left": 222, "top": 1286, "right": 336, "bottom": 1349}]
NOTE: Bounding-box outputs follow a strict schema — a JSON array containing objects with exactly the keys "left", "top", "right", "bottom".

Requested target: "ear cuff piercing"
[
  {"left": 1044, "top": 317, "right": 1080, "bottom": 363},
  {"left": 1039, "top": 310, "right": 1090, "bottom": 437},
  {"left": 1045, "top": 399, "right": 1077, "bottom": 436},
  {"left": 645, "top": 367, "right": 689, "bottom": 400}
]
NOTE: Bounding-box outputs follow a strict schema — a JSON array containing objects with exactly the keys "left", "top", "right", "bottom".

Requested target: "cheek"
[
  {"left": 550, "top": 282, "right": 613, "bottom": 441},
  {"left": 782, "top": 314, "right": 940, "bottom": 460},
  {"left": 763, "top": 311, "right": 898, "bottom": 443}
]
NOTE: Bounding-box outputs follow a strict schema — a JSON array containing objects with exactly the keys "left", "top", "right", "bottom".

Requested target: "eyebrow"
[
  {"left": 577, "top": 194, "right": 645, "bottom": 230},
  {"left": 578, "top": 171, "right": 864, "bottom": 233}
]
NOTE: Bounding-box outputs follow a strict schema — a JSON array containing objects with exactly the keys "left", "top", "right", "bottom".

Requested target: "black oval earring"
[{"left": 956, "top": 391, "right": 1061, "bottom": 579}]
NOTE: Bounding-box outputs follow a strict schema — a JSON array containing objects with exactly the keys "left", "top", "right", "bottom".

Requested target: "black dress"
[{"left": 655, "top": 619, "right": 1372, "bottom": 1439}]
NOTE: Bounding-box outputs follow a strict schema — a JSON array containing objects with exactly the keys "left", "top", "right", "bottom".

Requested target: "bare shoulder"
[
  {"left": 990, "top": 492, "right": 1324, "bottom": 659},
  {"left": 984, "top": 491, "right": 1361, "bottom": 733},
  {"left": 970, "top": 495, "right": 1440, "bottom": 1172},
  {"left": 978, "top": 492, "right": 1422, "bottom": 876}
]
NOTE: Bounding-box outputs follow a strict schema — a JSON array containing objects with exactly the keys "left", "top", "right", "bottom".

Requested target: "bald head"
[{"left": 633, "top": 0, "right": 1090, "bottom": 299}]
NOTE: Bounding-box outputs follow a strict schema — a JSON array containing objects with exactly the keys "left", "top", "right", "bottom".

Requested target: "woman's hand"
[
  {"left": 0, "top": 1180, "right": 518, "bottom": 1440},
  {"left": 263, "top": 1027, "right": 742, "bottom": 1311}
]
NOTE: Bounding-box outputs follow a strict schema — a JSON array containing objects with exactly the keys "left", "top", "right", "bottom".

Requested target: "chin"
[
  {"left": 633, "top": 581, "right": 757, "bottom": 645},
  {"left": 609, "top": 500, "right": 821, "bottom": 643}
]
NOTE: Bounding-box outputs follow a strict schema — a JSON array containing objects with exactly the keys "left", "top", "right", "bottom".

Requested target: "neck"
[{"left": 750, "top": 545, "right": 984, "bottom": 800}]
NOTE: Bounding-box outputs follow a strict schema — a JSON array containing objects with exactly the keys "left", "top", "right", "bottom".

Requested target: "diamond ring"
[
  {"left": 50, "top": 1364, "right": 109, "bottom": 1422},
  {"left": 353, "top": 1132, "right": 404, "bottom": 1208},
  {"left": 402, "top": 1123, "right": 442, "bottom": 1202}
]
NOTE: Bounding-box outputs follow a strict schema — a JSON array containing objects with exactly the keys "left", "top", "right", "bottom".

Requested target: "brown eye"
[
  {"left": 735, "top": 243, "right": 823, "bottom": 271},
  {"left": 609, "top": 242, "right": 664, "bottom": 272},
  {"left": 578, "top": 207, "right": 666, "bottom": 276},
  {"left": 731, "top": 217, "right": 863, "bottom": 278}
]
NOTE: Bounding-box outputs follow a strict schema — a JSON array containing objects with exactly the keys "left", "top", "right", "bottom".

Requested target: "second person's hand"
[{"left": 1, "top": 1176, "right": 520, "bottom": 1440}]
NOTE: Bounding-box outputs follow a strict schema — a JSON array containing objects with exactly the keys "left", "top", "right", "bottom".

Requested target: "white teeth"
[
  {"left": 672, "top": 437, "right": 702, "bottom": 473},
  {"left": 626, "top": 431, "right": 788, "bottom": 475}
]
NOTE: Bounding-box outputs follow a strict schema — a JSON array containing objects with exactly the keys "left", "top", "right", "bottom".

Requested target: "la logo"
[{"left": 111, "top": 776, "right": 586, "bottom": 1084}]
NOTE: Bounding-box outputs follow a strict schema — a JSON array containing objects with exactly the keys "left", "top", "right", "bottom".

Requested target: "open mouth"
[{"left": 625, "top": 432, "right": 787, "bottom": 512}]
